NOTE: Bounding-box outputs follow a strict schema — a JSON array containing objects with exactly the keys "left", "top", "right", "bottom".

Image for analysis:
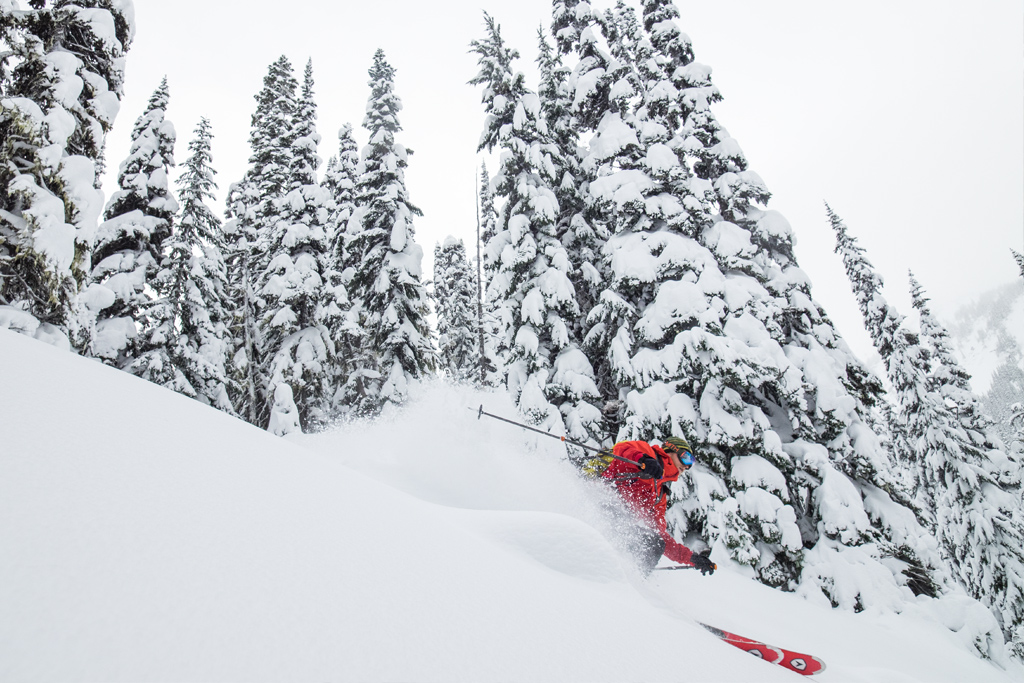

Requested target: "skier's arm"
[
  {"left": 659, "top": 531, "right": 694, "bottom": 565},
  {"left": 606, "top": 442, "right": 661, "bottom": 479},
  {"left": 660, "top": 534, "right": 714, "bottom": 574}
]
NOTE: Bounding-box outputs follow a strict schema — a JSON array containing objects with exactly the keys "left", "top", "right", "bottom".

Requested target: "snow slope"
[{"left": 1, "top": 328, "right": 1019, "bottom": 682}]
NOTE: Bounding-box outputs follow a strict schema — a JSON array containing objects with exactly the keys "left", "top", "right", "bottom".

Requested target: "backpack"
[{"left": 581, "top": 449, "right": 615, "bottom": 478}]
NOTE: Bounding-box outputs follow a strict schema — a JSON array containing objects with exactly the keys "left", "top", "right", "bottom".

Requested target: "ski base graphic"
[{"left": 699, "top": 622, "right": 826, "bottom": 676}]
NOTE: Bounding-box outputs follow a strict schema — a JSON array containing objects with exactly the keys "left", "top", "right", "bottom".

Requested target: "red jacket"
[{"left": 602, "top": 441, "right": 693, "bottom": 566}]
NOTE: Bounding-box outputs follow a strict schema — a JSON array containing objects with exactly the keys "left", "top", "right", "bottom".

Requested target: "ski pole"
[
  {"left": 653, "top": 560, "right": 718, "bottom": 572},
  {"left": 472, "top": 405, "right": 651, "bottom": 471},
  {"left": 473, "top": 404, "right": 601, "bottom": 452}
]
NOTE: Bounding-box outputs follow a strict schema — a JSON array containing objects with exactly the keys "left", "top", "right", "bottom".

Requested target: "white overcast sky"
[{"left": 102, "top": 0, "right": 1024, "bottom": 366}]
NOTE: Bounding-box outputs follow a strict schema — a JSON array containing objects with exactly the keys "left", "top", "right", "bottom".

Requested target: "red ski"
[{"left": 699, "top": 622, "right": 826, "bottom": 676}]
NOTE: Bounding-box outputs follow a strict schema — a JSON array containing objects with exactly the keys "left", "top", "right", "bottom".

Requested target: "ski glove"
[
  {"left": 691, "top": 551, "right": 716, "bottom": 576},
  {"left": 636, "top": 455, "right": 663, "bottom": 480}
]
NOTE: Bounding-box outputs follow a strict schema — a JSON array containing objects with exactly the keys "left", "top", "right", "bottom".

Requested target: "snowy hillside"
[
  {"left": 1, "top": 328, "right": 1020, "bottom": 682},
  {"left": 947, "top": 280, "right": 1024, "bottom": 395}
]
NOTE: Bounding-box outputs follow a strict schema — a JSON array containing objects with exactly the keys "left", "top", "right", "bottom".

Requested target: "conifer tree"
[
  {"left": 581, "top": 23, "right": 898, "bottom": 583},
  {"left": 434, "top": 237, "right": 479, "bottom": 382},
  {"left": 552, "top": 0, "right": 613, "bottom": 130},
  {"left": 324, "top": 123, "right": 360, "bottom": 270},
  {"left": 1013, "top": 248, "right": 1024, "bottom": 278},
  {"left": 470, "top": 15, "right": 540, "bottom": 390},
  {"left": 640, "top": 0, "right": 768, "bottom": 225},
  {"left": 536, "top": 26, "right": 594, "bottom": 291},
  {"left": 91, "top": 78, "right": 179, "bottom": 370},
  {"left": 259, "top": 58, "right": 336, "bottom": 431},
  {"left": 551, "top": 0, "right": 642, "bottom": 439},
  {"left": 155, "top": 118, "right": 234, "bottom": 413},
  {"left": 986, "top": 362, "right": 1024, "bottom": 453},
  {"left": 225, "top": 55, "right": 299, "bottom": 428},
  {"left": 470, "top": 2, "right": 954, "bottom": 615},
  {"left": 1011, "top": 403, "right": 1024, "bottom": 455},
  {"left": 290, "top": 60, "right": 321, "bottom": 190},
  {"left": 479, "top": 162, "right": 498, "bottom": 257},
  {"left": 580, "top": 0, "right": 718, "bottom": 444},
  {"left": 910, "top": 272, "right": 1001, "bottom": 452},
  {"left": 537, "top": 27, "right": 606, "bottom": 409},
  {"left": 828, "top": 207, "right": 935, "bottom": 500},
  {"left": 222, "top": 195, "right": 261, "bottom": 425},
  {"left": 831, "top": 208, "right": 1024, "bottom": 651},
  {"left": 345, "top": 49, "right": 436, "bottom": 415},
  {"left": 471, "top": 14, "right": 601, "bottom": 442},
  {"left": 322, "top": 122, "right": 363, "bottom": 412},
  {"left": 477, "top": 161, "right": 503, "bottom": 387},
  {"left": 0, "top": 0, "right": 134, "bottom": 346}
]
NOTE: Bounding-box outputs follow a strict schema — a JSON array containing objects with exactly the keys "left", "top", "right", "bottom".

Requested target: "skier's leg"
[{"left": 629, "top": 526, "right": 665, "bottom": 576}]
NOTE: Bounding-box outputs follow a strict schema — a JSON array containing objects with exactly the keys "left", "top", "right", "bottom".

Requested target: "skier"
[{"left": 600, "top": 436, "right": 716, "bottom": 576}]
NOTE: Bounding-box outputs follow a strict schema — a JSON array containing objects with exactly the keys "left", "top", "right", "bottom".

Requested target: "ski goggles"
[{"left": 678, "top": 451, "right": 695, "bottom": 467}]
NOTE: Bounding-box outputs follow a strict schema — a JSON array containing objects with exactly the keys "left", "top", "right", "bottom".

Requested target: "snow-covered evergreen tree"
[
  {"left": 910, "top": 272, "right": 1003, "bottom": 453},
  {"left": 551, "top": 0, "right": 641, "bottom": 440},
  {"left": 259, "top": 59, "right": 336, "bottom": 432},
  {"left": 324, "top": 122, "right": 359, "bottom": 270},
  {"left": 1011, "top": 402, "right": 1024, "bottom": 456},
  {"left": 537, "top": 26, "right": 601, "bottom": 353},
  {"left": 552, "top": 0, "right": 614, "bottom": 131},
  {"left": 322, "top": 122, "right": 363, "bottom": 414},
  {"left": 344, "top": 49, "right": 436, "bottom": 416},
  {"left": 986, "top": 362, "right": 1024, "bottom": 453},
  {"left": 1013, "top": 248, "right": 1024, "bottom": 279},
  {"left": 91, "top": 78, "right": 178, "bottom": 371},
  {"left": 434, "top": 237, "right": 479, "bottom": 382},
  {"left": 154, "top": 117, "right": 234, "bottom": 413},
  {"left": 478, "top": 162, "right": 498, "bottom": 258},
  {"left": 225, "top": 55, "right": 298, "bottom": 428},
  {"left": 828, "top": 207, "right": 931, "bottom": 496},
  {"left": 222, "top": 203, "right": 261, "bottom": 426},
  {"left": 579, "top": 0, "right": 720, "bottom": 445},
  {"left": 832, "top": 207, "right": 1024, "bottom": 652},
  {"left": 908, "top": 272, "right": 1024, "bottom": 651},
  {"left": 471, "top": 14, "right": 601, "bottom": 443},
  {"left": 638, "top": 0, "right": 768, "bottom": 226},
  {"left": 0, "top": 0, "right": 134, "bottom": 347},
  {"left": 477, "top": 161, "right": 503, "bottom": 387}
]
